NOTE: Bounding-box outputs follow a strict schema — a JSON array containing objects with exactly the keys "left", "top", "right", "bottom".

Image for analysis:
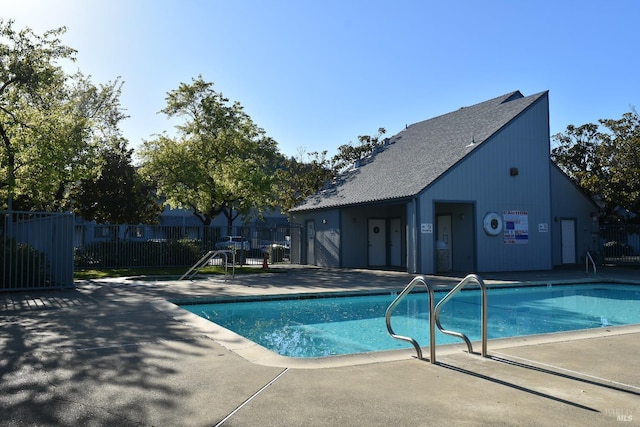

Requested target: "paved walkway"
[{"left": 1, "top": 266, "right": 639, "bottom": 426}]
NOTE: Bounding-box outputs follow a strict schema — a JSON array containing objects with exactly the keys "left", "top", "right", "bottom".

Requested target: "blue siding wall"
[
  {"left": 417, "top": 94, "right": 552, "bottom": 273},
  {"left": 291, "top": 92, "right": 596, "bottom": 275},
  {"left": 549, "top": 164, "right": 599, "bottom": 265},
  {"left": 294, "top": 204, "right": 409, "bottom": 269},
  {"left": 291, "top": 209, "right": 341, "bottom": 267},
  {"left": 315, "top": 209, "right": 341, "bottom": 267},
  {"left": 340, "top": 207, "right": 369, "bottom": 267},
  {"left": 340, "top": 204, "right": 407, "bottom": 268}
]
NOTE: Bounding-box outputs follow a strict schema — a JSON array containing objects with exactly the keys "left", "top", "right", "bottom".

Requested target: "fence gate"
[{"left": 1, "top": 211, "right": 75, "bottom": 292}]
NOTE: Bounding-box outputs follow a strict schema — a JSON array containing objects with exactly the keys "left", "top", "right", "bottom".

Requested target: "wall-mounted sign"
[
  {"left": 538, "top": 223, "right": 549, "bottom": 233},
  {"left": 421, "top": 223, "right": 433, "bottom": 234},
  {"left": 504, "top": 210, "right": 528, "bottom": 244}
]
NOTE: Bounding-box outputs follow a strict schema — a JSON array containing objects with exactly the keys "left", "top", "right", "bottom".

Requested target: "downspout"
[
  {"left": 412, "top": 196, "right": 419, "bottom": 273},
  {"left": 338, "top": 210, "right": 343, "bottom": 268}
]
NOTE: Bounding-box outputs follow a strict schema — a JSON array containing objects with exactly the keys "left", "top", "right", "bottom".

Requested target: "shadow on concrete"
[
  {"left": 0, "top": 289, "right": 213, "bottom": 425},
  {"left": 488, "top": 355, "right": 640, "bottom": 397},
  {"left": 437, "top": 361, "right": 599, "bottom": 412}
]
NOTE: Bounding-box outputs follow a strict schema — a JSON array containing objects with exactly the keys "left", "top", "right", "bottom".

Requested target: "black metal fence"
[
  {"left": 600, "top": 224, "right": 640, "bottom": 264},
  {"left": 1, "top": 211, "right": 75, "bottom": 291},
  {"left": 74, "top": 222, "right": 301, "bottom": 269}
]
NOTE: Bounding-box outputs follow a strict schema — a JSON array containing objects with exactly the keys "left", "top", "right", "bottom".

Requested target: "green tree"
[
  {"left": 18, "top": 74, "right": 129, "bottom": 211},
  {"left": 551, "top": 123, "right": 606, "bottom": 196},
  {"left": 275, "top": 149, "right": 333, "bottom": 213},
  {"left": 599, "top": 111, "right": 640, "bottom": 221},
  {"left": 330, "top": 128, "right": 386, "bottom": 174},
  {"left": 70, "top": 138, "right": 163, "bottom": 224},
  {"left": 551, "top": 111, "right": 640, "bottom": 223},
  {"left": 139, "top": 76, "right": 280, "bottom": 228},
  {"left": 0, "top": 19, "right": 76, "bottom": 210},
  {"left": 0, "top": 20, "right": 125, "bottom": 211},
  {"left": 275, "top": 128, "right": 388, "bottom": 213}
]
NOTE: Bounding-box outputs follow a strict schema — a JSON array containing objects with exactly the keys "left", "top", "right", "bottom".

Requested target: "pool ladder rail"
[
  {"left": 586, "top": 250, "right": 597, "bottom": 276},
  {"left": 385, "top": 274, "right": 488, "bottom": 364},
  {"left": 385, "top": 276, "right": 435, "bottom": 362},
  {"left": 180, "top": 250, "right": 235, "bottom": 281}
]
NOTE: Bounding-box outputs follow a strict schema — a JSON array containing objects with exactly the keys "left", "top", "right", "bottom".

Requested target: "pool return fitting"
[{"left": 385, "top": 274, "right": 488, "bottom": 364}]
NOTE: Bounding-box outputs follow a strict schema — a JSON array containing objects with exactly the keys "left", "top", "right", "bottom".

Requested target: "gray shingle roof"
[{"left": 291, "top": 90, "right": 548, "bottom": 212}]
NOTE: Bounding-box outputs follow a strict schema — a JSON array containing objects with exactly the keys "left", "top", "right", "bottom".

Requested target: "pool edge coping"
[{"left": 153, "top": 283, "right": 640, "bottom": 370}]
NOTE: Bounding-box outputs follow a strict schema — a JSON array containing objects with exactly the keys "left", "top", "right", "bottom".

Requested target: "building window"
[
  {"left": 128, "top": 226, "right": 144, "bottom": 238},
  {"left": 94, "top": 226, "right": 112, "bottom": 238}
]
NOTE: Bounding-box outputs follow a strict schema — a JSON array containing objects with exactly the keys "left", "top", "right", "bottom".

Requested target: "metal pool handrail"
[
  {"left": 586, "top": 250, "right": 597, "bottom": 276},
  {"left": 385, "top": 276, "right": 436, "bottom": 363},
  {"left": 434, "top": 274, "right": 488, "bottom": 357},
  {"left": 180, "top": 250, "right": 235, "bottom": 280}
]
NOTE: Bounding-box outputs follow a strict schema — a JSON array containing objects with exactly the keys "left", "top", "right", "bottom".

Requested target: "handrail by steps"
[
  {"left": 434, "top": 274, "right": 488, "bottom": 357},
  {"left": 586, "top": 250, "right": 597, "bottom": 276},
  {"left": 385, "top": 276, "right": 436, "bottom": 363},
  {"left": 180, "top": 250, "right": 235, "bottom": 280}
]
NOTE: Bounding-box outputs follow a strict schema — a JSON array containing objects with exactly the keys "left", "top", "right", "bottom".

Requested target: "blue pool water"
[{"left": 180, "top": 283, "right": 640, "bottom": 358}]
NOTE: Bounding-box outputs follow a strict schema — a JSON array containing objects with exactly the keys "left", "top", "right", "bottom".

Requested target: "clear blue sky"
[{"left": 5, "top": 0, "right": 640, "bottom": 158}]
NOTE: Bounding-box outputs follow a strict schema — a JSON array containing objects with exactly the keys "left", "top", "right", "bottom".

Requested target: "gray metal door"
[
  {"left": 437, "top": 215, "right": 452, "bottom": 272},
  {"left": 368, "top": 219, "right": 386, "bottom": 266},
  {"left": 306, "top": 220, "right": 316, "bottom": 265},
  {"left": 390, "top": 218, "right": 402, "bottom": 266}
]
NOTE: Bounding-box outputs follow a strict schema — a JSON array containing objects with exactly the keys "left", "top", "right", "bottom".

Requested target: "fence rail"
[
  {"left": 74, "top": 223, "right": 301, "bottom": 269},
  {"left": 1, "top": 211, "right": 74, "bottom": 291},
  {"left": 600, "top": 224, "right": 640, "bottom": 264}
]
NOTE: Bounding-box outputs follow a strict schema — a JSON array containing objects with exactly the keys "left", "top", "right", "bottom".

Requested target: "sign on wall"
[{"left": 503, "top": 210, "right": 528, "bottom": 244}]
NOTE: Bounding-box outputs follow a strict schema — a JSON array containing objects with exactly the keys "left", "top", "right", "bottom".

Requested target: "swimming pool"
[{"left": 179, "top": 283, "right": 640, "bottom": 358}]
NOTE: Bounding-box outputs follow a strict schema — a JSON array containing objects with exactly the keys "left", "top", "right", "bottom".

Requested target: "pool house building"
[{"left": 289, "top": 91, "right": 599, "bottom": 274}]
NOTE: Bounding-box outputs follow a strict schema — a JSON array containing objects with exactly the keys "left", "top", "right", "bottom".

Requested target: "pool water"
[{"left": 180, "top": 283, "right": 640, "bottom": 358}]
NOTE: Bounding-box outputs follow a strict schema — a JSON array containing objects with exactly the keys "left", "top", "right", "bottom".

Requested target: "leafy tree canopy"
[
  {"left": 0, "top": 19, "right": 127, "bottom": 212},
  {"left": 330, "top": 128, "right": 387, "bottom": 174},
  {"left": 139, "top": 76, "right": 280, "bottom": 226},
  {"left": 70, "top": 138, "right": 163, "bottom": 224},
  {"left": 275, "top": 149, "right": 333, "bottom": 213},
  {"left": 552, "top": 110, "right": 640, "bottom": 223},
  {"left": 275, "top": 128, "right": 388, "bottom": 214}
]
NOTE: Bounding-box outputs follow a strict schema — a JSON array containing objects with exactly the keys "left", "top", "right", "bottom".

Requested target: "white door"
[
  {"left": 368, "top": 219, "right": 386, "bottom": 266},
  {"left": 561, "top": 219, "right": 576, "bottom": 264},
  {"left": 437, "top": 215, "right": 452, "bottom": 271},
  {"left": 390, "top": 218, "right": 402, "bottom": 266}
]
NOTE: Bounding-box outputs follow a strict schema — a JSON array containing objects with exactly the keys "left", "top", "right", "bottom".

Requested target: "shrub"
[
  {"left": 75, "top": 239, "right": 207, "bottom": 268},
  {"left": 0, "top": 240, "right": 46, "bottom": 289}
]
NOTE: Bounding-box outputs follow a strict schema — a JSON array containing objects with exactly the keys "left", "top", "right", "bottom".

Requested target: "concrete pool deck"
[{"left": 1, "top": 265, "right": 639, "bottom": 426}]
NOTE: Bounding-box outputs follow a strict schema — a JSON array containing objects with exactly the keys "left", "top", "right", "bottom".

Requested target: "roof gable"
[
  {"left": 292, "top": 90, "right": 548, "bottom": 212},
  {"left": 549, "top": 160, "right": 599, "bottom": 211}
]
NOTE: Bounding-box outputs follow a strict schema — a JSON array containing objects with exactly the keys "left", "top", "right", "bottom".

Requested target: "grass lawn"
[{"left": 74, "top": 265, "right": 283, "bottom": 280}]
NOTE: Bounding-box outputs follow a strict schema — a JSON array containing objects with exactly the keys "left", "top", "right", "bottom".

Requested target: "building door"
[
  {"left": 368, "top": 219, "right": 386, "bottom": 266},
  {"left": 306, "top": 220, "right": 316, "bottom": 265},
  {"left": 390, "top": 218, "right": 402, "bottom": 266},
  {"left": 561, "top": 219, "right": 576, "bottom": 264},
  {"left": 437, "top": 215, "right": 452, "bottom": 272}
]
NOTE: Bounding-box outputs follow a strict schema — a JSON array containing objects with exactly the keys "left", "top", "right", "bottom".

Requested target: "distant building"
[
  {"left": 75, "top": 205, "right": 288, "bottom": 247},
  {"left": 290, "top": 91, "right": 599, "bottom": 274},
  {"left": 158, "top": 205, "right": 288, "bottom": 228}
]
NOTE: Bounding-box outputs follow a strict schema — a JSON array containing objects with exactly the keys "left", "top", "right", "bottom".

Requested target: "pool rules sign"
[{"left": 503, "top": 210, "right": 528, "bottom": 244}]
